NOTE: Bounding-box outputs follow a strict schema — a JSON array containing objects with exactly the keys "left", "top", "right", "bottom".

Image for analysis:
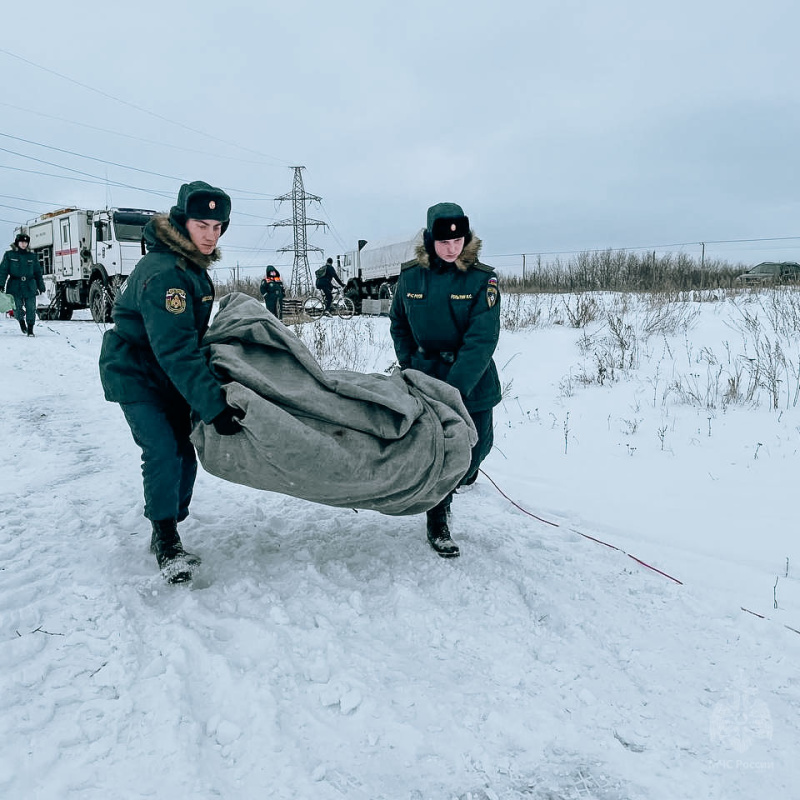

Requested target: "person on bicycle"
[
  {"left": 315, "top": 256, "right": 345, "bottom": 313},
  {"left": 389, "top": 202, "right": 501, "bottom": 559}
]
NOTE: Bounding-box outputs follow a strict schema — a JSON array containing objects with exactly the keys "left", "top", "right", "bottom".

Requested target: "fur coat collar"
[{"left": 414, "top": 233, "right": 483, "bottom": 272}]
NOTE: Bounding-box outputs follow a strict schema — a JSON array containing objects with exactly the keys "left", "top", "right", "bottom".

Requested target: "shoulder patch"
[
  {"left": 166, "top": 288, "right": 187, "bottom": 314},
  {"left": 486, "top": 280, "right": 498, "bottom": 309}
]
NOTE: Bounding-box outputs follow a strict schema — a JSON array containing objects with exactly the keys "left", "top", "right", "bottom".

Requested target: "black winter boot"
[
  {"left": 19, "top": 319, "right": 27, "bottom": 335},
  {"left": 426, "top": 500, "right": 460, "bottom": 559},
  {"left": 26, "top": 321, "right": 34, "bottom": 337},
  {"left": 150, "top": 518, "right": 200, "bottom": 583}
]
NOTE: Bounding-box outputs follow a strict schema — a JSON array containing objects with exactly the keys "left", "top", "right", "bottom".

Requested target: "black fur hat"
[
  {"left": 426, "top": 202, "right": 470, "bottom": 241},
  {"left": 171, "top": 181, "right": 231, "bottom": 234}
]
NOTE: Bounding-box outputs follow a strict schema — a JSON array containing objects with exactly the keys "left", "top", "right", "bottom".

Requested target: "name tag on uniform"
[
  {"left": 201, "top": 295, "right": 213, "bottom": 302},
  {"left": 450, "top": 293, "right": 473, "bottom": 300},
  {"left": 406, "top": 292, "right": 424, "bottom": 299}
]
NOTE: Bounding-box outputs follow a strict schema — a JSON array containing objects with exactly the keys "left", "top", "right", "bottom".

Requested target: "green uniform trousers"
[{"left": 120, "top": 399, "right": 197, "bottom": 522}]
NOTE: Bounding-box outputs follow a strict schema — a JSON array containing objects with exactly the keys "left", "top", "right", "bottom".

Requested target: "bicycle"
[{"left": 302, "top": 287, "right": 355, "bottom": 320}]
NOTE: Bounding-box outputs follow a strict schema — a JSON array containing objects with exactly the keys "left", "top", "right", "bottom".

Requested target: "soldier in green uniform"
[
  {"left": 99, "top": 181, "right": 244, "bottom": 583},
  {"left": 0, "top": 232, "right": 45, "bottom": 336},
  {"left": 389, "top": 202, "right": 501, "bottom": 558}
]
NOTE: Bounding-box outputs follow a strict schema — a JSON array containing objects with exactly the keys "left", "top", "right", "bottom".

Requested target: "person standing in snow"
[
  {"left": 315, "top": 256, "right": 345, "bottom": 312},
  {"left": 98, "top": 181, "right": 243, "bottom": 583},
  {"left": 0, "top": 232, "right": 45, "bottom": 336},
  {"left": 260, "top": 265, "right": 285, "bottom": 319},
  {"left": 389, "top": 202, "right": 501, "bottom": 558}
]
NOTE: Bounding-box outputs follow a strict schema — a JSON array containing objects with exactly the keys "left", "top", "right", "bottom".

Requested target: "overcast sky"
[{"left": 2, "top": 0, "right": 799, "bottom": 277}]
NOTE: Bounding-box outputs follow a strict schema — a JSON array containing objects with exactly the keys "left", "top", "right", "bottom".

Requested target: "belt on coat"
[{"left": 418, "top": 347, "right": 456, "bottom": 364}]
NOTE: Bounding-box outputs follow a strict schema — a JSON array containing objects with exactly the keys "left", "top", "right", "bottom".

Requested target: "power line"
[
  {"left": 0, "top": 47, "right": 293, "bottom": 166},
  {"left": 318, "top": 200, "right": 348, "bottom": 251},
  {"left": 0, "top": 192, "right": 70, "bottom": 206},
  {"left": 0, "top": 164, "right": 280, "bottom": 223},
  {"left": 0, "top": 202, "right": 38, "bottom": 214},
  {"left": 0, "top": 131, "right": 282, "bottom": 199},
  {"left": 0, "top": 147, "right": 170, "bottom": 194},
  {"left": 0, "top": 162, "right": 172, "bottom": 194},
  {"left": 0, "top": 101, "right": 283, "bottom": 168}
]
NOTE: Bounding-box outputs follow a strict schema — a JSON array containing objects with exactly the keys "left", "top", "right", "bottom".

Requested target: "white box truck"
[{"left": 17, "top": 206, "right": 156, "bottom": 322}]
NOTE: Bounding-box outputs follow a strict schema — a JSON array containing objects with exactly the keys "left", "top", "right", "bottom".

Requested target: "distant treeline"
[
  {"left": 498, "top": 250, "right": 744, "bottom": 293},
  {"left": 217, "top": 250, "right": 748, "bottom": 298},
  {"left": 214, "top": 275, "right": 262, "bottom": 299}
]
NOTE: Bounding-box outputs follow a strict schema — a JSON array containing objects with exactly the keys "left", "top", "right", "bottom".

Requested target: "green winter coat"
[
  {"left": 98, "top": 214, "right": 228, "bottom": 424},
  {"left": 0, "top": 244, "right": 45, "bottom": 298},
  {"left": 389, "top": 235, "right": 501, "bottom": 413}
]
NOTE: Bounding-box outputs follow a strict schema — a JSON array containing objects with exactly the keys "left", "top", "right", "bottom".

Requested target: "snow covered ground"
[{"left": 1, "top": 290, "right": 798, "bottom": 800}]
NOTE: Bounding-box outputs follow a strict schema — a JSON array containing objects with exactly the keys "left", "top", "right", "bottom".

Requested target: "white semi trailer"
[{"left": 337, "top": 233, "right": 422, "bottom": 306}]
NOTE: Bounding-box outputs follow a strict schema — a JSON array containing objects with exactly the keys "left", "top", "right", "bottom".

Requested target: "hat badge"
[
  {"left": 450, "top": 223, "right": 456, "bottom": 232},
  {"left": 209, "top": 200, "right": 216, "bottom": 210}
]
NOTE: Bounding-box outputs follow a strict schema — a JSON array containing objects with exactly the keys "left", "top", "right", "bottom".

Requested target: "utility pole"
[{"left": 271, "top": 166, "right": 326, "bottom": 296}]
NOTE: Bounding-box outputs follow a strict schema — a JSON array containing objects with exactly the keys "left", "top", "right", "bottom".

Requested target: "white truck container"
[
  {"left": 18, "top": 206, "right": 156, "bottom": 322},
  {"left": 337, "top": 233, "right": 422, "bottom": 310}
]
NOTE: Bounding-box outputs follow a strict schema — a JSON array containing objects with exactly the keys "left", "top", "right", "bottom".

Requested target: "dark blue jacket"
[{"left": 315, "top": 262, "right": 344, "bottom": 290}]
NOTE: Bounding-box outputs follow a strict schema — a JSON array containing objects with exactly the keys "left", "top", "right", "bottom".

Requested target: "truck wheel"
[
  {"left": 89, "top": 279, "right": 111, "bottom": 323},
  {"left": 54, "top": 289, "right": 73, "bottom": 321}
]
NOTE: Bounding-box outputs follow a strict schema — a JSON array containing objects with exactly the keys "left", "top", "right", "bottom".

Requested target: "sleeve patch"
[
  {"left": 486, "top": 285, "right": 498, "bottom": 308},
  {"left": 166, "top": 288, "right": 187, "bottom": 314}
]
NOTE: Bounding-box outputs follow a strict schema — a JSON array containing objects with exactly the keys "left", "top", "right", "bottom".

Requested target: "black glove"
[{"left": 212, "top": 406, "right": 244, "bottom": 436}]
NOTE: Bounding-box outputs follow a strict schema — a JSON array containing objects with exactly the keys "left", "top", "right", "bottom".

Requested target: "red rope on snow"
[
  {"left": 478, "top": 468, "right": 800, "bottom": 634},
  {"left": 573, "top": 530, "right": 622, "bottom": 552},
  {"left": 478, "top": 468, "right": 682, "bottom": 583},
  {"left": 477, "top": 468, "right": 559, "bottom": 527},
  {"left": 626, "top": 554, "right": 683, "bottom": 585}
]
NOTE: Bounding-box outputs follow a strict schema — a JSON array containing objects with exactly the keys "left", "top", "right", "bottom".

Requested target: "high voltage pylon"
[{"left": 270, "top": 166, "right": 326, "bottom": 297}]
